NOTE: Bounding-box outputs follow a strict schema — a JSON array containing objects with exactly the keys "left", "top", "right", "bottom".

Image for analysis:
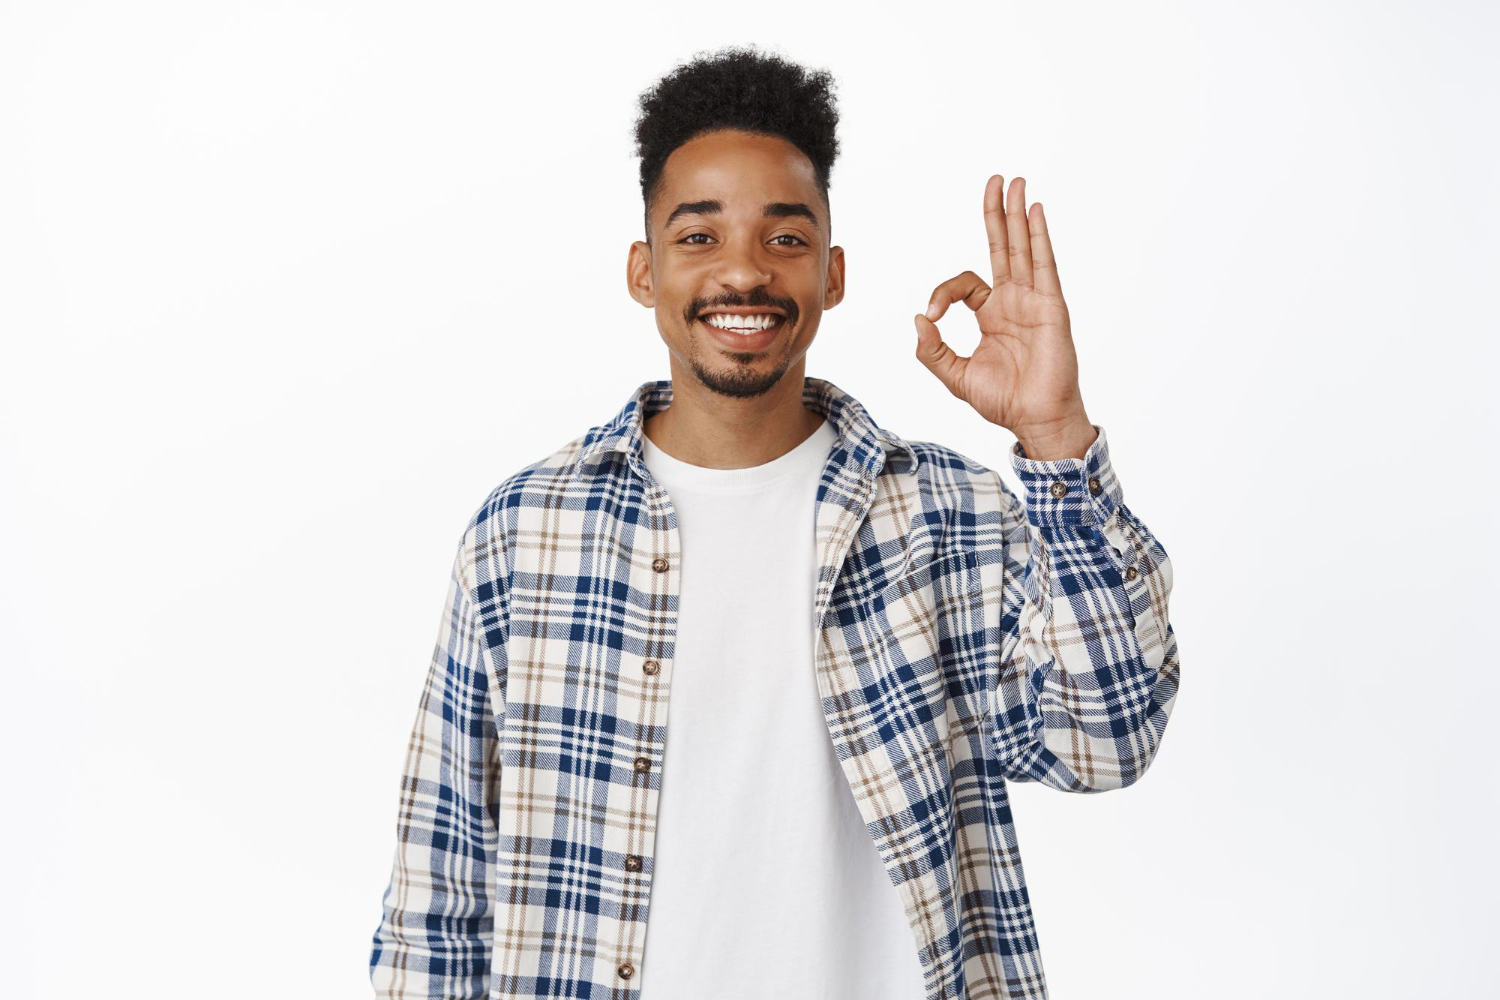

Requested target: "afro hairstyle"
[{"left": 632, "top": 44, "right": 841, "bottom": 244}]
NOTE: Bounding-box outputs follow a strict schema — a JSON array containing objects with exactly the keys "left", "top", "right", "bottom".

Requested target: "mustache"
[{"left": 687, "top": 293, "right": 798, "bottom": 322}]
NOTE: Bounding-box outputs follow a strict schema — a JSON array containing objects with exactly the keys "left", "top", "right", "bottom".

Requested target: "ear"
[
  {"left": 823, "top": 244, "right": 846, "bottom": 310},
  {"left": 626, "top": 240, "right": 655, "bottom": 308}
]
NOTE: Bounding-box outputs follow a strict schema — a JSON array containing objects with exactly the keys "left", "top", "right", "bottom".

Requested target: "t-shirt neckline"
[{"left": 641, "top": 417, "right": 837, "bottom": 492}]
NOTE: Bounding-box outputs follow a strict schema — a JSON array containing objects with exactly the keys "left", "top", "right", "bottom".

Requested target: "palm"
[
  {"left": 915, "top": 175, "right": 1085, "bottom": 437},
  {"left": 963, "top": 276, "right": 1076, "bottom": 431}
]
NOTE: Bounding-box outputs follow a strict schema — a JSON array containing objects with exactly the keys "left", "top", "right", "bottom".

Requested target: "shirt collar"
[{"left": 571, "top": 375, "right": 918, "bottom": 482}]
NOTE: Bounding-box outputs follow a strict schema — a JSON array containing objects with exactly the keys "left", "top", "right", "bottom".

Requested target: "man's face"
[{"left": 627, "top": 128, "right": 845, "bottom": 399}]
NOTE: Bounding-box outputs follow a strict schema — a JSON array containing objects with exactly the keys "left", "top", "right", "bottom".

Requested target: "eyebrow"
[{"left": 663, "top": 199, "right": 821, "bottom": 232}]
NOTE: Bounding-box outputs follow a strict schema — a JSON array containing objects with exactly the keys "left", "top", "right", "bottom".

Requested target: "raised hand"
[{"left": 913, "top": 175, "right": 1097, "bottom": 461}]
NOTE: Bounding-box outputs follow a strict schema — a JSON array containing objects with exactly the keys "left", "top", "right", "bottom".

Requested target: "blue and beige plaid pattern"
[{"left": 370, "top": 375, "right": 1180, "bottom": 1000}]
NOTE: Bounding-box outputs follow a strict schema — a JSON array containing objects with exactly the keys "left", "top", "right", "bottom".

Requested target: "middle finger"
[{"left": 1005, "top": 177, "right": 1034, "bottom": 287}]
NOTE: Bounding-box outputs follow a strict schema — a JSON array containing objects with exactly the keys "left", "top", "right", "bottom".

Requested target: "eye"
[{"left": 678, "top": 233, "right": 807, "bottom": 247}]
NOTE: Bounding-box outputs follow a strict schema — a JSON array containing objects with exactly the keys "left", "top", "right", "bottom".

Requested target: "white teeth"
[{"left": 702, "top": 312, "right": 781, "bottom": 331}]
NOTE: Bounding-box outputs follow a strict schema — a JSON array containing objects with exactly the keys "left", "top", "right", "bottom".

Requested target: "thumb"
[{"left": 913, "top": 313, "right": 968, "bottom": 398}]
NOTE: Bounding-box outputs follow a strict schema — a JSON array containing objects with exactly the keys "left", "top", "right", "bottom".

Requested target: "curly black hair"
[{"left": 633, "top": 44, "right": 841, "bottom": 244}]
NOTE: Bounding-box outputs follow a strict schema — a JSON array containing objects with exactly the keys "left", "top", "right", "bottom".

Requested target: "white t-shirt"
[{"left": 637, "top": 415, "right": 929, "bottom": 1000}]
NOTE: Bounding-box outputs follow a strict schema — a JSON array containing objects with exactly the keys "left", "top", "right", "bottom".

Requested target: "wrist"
[{"left": 1014, "top": 414, "right": 1096, "bottom": 461}]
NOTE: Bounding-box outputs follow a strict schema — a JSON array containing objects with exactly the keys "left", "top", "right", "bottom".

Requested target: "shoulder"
[
  {"left": 446, "top": 430, "right": 599, "bottom": 591},
  {"left": 465, "top": 431, "right": 595, "bottom": 533}
]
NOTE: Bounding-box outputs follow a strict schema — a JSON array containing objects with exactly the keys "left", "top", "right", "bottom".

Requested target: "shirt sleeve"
[
  {"left": 369, "top": 529, "right": 505, "bottom": 998},
  {"left": 987, "top": 424, "right": 1181, "bottom": 792}
]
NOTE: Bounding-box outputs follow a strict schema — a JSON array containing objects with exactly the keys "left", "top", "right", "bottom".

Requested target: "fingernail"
[{"left": 925, "top": 302, "right": 939, "bottom": 320}]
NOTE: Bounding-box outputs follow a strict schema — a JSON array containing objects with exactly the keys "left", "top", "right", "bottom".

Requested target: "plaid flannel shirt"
[{"left": 369, "top": 375, "right": 1179, "bottom": 1000}]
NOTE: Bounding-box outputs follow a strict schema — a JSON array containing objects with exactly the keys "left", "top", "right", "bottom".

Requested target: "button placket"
[{"left": 616, "top": 488, "right": 677, "bottom": 989}]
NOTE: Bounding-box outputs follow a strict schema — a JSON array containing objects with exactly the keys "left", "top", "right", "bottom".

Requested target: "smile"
[
  {"left": 694, "top": 311, "right": 788, "bottom": 352},
  {"left": 697, "top": 312, "right": 785, "bottom": 333}
]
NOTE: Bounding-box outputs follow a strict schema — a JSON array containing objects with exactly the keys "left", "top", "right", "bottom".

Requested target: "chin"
[{"left": 688, "top": 358, "right": 793, "bottom": 400}]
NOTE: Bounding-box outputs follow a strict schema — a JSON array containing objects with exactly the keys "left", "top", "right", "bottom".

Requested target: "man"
[{"left": 370, "top": 44, "right": 1179, "bottom": 1000}]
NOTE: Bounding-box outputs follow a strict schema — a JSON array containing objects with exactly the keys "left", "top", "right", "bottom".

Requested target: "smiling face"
[{"left": 627, "top": 128, "right": 845, "bottom": 399}]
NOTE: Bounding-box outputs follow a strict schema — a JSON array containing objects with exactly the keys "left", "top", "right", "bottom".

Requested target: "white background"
[{"left": 2, "top": 2, "right": 1495, "bottom": 997}]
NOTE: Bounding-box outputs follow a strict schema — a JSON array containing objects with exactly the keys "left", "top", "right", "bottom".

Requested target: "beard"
[{"left": 687, "top": 345, "right": 796, "bottom": 398}]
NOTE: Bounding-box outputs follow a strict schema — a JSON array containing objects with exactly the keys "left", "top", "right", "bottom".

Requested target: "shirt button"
[
  {"left": 634, "top": 756, "right": 651, "bottom": 773},
  {"left": 651, "top": 557, "right": 669, "bottom": 573},
  {"left": 624, "top": 854, "right": 643, "bottom": 872},
  {"left": 1087, "top": 476, "right": 1101, "bottom": 496},
  {"left": 1049, "top": 481, "right": 1068, "bottom": 499},
  {"left": 642, "top": 658, "right": 660, "bottom": 675},
  {"left": 617, "top": 962, "right": 635, "bottom": 979},
  {"left": 1125, "top": 565, "right": 1139, "bottom": 581}
]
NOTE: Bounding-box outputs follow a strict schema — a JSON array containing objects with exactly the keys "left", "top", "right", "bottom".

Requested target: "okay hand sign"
[{"left": 914, "top": 175, "right": 1096, "bottom": 460}]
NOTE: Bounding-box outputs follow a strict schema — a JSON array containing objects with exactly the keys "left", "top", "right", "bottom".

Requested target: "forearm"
[{"left": 989, "top": 424, "right": 1180, "bottom": 792}]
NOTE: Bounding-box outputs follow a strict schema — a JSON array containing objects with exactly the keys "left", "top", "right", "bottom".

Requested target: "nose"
[{"left": 712, "top": 233, "right": 774, "bottom": 293}]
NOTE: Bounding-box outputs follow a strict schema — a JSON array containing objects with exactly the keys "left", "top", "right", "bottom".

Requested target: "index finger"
[
  {"left": 924, "top": 270, "right": 992, "bottom": 322},
  {"left": 983, "top": 174, "right": 1011, "bottom": 285}
]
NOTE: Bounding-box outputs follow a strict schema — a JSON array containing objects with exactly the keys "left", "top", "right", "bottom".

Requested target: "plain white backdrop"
[{"left": 2, "top": 2, "right": 1495, "bottom": 997}]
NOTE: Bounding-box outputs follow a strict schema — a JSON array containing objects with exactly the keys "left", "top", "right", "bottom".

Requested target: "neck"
[{"left": 642, "top": 359, "right": 826, "bottom": 470}]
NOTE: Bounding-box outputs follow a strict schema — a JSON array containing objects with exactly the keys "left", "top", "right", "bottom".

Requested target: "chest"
[{"left": 494, "top": 459, "right": 992, "bottom": 771}]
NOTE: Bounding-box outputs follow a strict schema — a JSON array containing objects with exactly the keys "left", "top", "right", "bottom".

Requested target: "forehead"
[{"left": 655, "top": 129, "right": 823, "bottom": 224}]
